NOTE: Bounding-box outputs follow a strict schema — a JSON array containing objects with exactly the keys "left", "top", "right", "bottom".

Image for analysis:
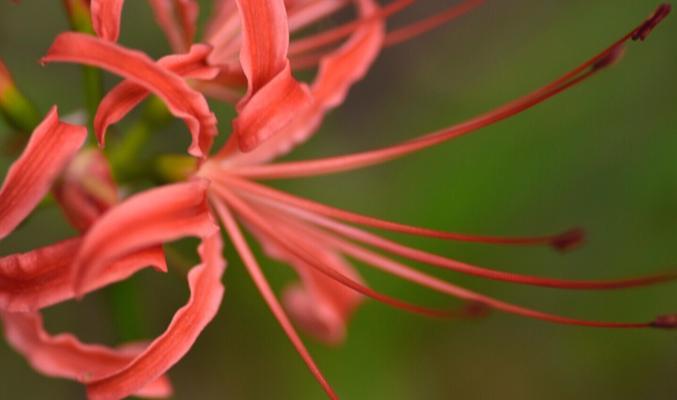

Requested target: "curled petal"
[
  {"left": 0, "top": 107, "right": 86, "bottom": 240},
  {"left": 43, "top": 32, "right": 217, "bottom": 157},
  {"left": 223, "top": 0, "right": 383, "bottom": 165},
  {"left": 203, "top": 0, "right": 241, "bottom": 66},
  {"left": 233, "top": 62, "right": 312, "bottom": 151},
  {"left": 94, "top": 44, "right": 220, "bottom": 146},
  {"left": 232, "top": 0, "right": 313, "bottom": 151},
  {"left": 52, "top": 149, "right": 118, "bottom": 232},
  {"left": 0, "top": 238, "right": 166, "bottom": 312},
  {"left": 311, "top": 0, "right": 384, "bottom": 109},
  {"left": 73, "top": 180, "right": 217, "bottom": 293},
  {"left": 236, "top": 0, "right": 290, "bottom": 97},
  {"left": 90, "top": 0, "right": 125, "bottom": 42},
  {"left": 1, "top": 311, "right": 172, "bottom": 398},
  {"left": 87, "top": 233, "right": 226, "bottom": 400}
]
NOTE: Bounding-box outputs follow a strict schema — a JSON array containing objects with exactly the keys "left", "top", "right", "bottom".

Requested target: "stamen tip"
[
  {"left": 632, "top": 4, "right": 672, "bottom": 41},
  {"left": 550, "top": 228, "right": 585, "bottom": 252},
  {"left": 650, "top": 313, "right": 677, "bottom": 329}
]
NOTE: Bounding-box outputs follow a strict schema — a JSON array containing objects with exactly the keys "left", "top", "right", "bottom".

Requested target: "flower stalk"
[{"left": 62, "top": 0, "right": 104, "bottom": 130}]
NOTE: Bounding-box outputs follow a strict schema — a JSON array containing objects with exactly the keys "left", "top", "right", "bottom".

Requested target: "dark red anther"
[
  {"left": 550, "top": 228, "right": 586, "bottom": 252},
  {"left": 632, "top": 4, "right": 671, "bottom": 41},
  {"left": 650, "top": 314, "right": 677, "bottom": 329}
]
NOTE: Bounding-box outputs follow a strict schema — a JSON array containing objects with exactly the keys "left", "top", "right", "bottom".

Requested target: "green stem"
[
  {"left": 81, "top": 66, "right": 103, "bottom": 132},
  {"left": 105, "top": 279, "right": 148, "bottom": 342},
  {"left": 107, "top": 96, "right": 172, "bottom": 183},
  {"left": 0, "top": 85, "right": 41, "bottom": 134}
]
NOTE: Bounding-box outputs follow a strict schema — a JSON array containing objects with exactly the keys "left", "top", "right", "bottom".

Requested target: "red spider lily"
[
  {"left": 26, "top": 2, "right": 677, "bottom": 399},
  {"left": 2, "top": 2, "right": 675, "bottom": 400}
]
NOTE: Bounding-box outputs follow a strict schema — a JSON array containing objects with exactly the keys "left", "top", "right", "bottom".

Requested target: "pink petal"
[
  {"left": 94, "top": 44, "right": 220, "bottom": 146},
  {"left": 52, "top": 149, "right": 118, "bottom": 232},
  {"left": 72, "top": 180, "right": 217, "bottom": 294},
  {"left": 42, "top": 32, "right": 217, "bottom": 157},
  {"left": 87, "top": 233, "right": 226, "bottom": 400},
  {"left": 148, "top": 0, "right": 199, "bottom": 53},
  {"left": 0, "top": 107, "right": 86, "bottom": 240},
  {"left": 1, "top": 311, "right": 172, "bottom": 398},
  {"left": 222, "top": 0, "right": 383, "bottom": 165},
  {"left": 311, "top": 0, "right": 384, "bottom": 108},
  {"left": 0, "top": 238, "right": 166, "bottom": 312},
  {"left": 203, "top": 0, "right": 241, "bottom": 66},
  {"left": 286, "top": 0, "right": 350, "bottom": 32},
  {"left": 232, "top": 0, "right": 313, "bottom": 151},
  {"left": 233, "top": 61, "right": 312, "bottom": 151},
  {"left": 90, "top": 0, "right": 125, "bottom": 42}
]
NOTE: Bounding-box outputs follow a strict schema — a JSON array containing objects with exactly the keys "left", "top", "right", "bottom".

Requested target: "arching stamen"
[
  {"left": 384, "top": 0, "right": 483, "bottom": 47},
  {"left": 234, "top": 5, "right": 670, "bottom": 179},
  {"left": 290, "top": 0, "right": 483, "bottom": 70},
  {"left": 288, "top": 0, "right": 414, "bottom": 56},
  {"left": 213, "top": 185, "right": 460, "bottom": 319},
  {"left": 218, "top": 173, "right": 583, "bottom": 251},
  {"left": 233, "top": 185, "right": 677, "bottom": 290},
  {"left": 211, "top": 199, "right": 338, "bottom": 400},
  {"left": 272, "top": 212, "right": 673, "bottom": 329}
]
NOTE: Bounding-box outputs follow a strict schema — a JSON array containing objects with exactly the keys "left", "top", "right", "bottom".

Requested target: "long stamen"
[
  {"left": 213, "top": 185, "right": 460, "bottom": 319},
  {"left": 255, "top": 203, "right": 492, "bottom": 320},
  {"left": 315, "top": 222, "right": 673, "bottom": 329},
  {"left": 234, "top": 186, "right": 677, "bottom": 291},
  {"left": 290, "top": 0, "right": 483, "bottom": 69},
  {"left": 265, "top": 211, "right": 676, "bottom": 329},
  {"left": 234, "top": 5, "right": 670, "bottom": 180},
  {"left": 288, "top": 0, "right": 414, "bottom": 56},
  {"left": 288, "top": 0, "right": 352, "bottom": 34},
  {"left": 211, "top": 199, "right": 338, "bottom": 400},
  {"left": 290, "top": 0, "right": 483, "bottom": 70},
  {"left": 218, "top": 173, "right": 583, "bottom": 250},
  {"left": 383, "top": 0, "right": 484, "bottom": 47}
]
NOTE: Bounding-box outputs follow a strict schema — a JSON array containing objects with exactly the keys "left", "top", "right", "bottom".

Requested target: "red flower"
[{"left": 1, "top": 2, "right": 674, "bottom": 400}]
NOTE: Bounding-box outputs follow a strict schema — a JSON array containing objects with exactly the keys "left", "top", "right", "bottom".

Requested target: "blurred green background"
[{"left": 1, "top": 1, "right": 676, "bottom": 399}]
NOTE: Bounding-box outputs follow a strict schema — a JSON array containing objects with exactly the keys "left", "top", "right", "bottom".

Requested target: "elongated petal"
[
  {"left": 0, "top": 238, "right": 166, "bottom": 312},
  {"left": 0, "top": 107, "right": 86, "bottom": 240},
  {"left": 1, "top": 311, "right": 172, "bottom": 398},
  {"left": 90, "top": 0, "right": 125, "bottom": 42},
  {"left": 223, "top": 0, "right": 383, "bottom": 164},
  {"left": 237, "top": 0, "right": 290, "bottom": 96},
  {"left": 43, "top": 32, "right": 217, "bottom": 157},
  {"left": 232, "top": 0, "right": 313, "bottom": 151},
  {"left": 87, "top": 233, "right": 226, "bottom": 400},
  {"left": 203, "top": 0, "right": 241, "bottom": 66},
  {"left": 311, "top": 0, "right": 383, "bottom": 108},
  {"left": 73, "top": 180, "right": 217, "bottom": 293},
  {"left": 94, "top": 44, "right": 219, "bottom": 146},
  {"left": 148, "top": 0, "right": 199, "bottom": 53},
  {"left": 233, "top": 61, "right": 312, "bottom": 151}
]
